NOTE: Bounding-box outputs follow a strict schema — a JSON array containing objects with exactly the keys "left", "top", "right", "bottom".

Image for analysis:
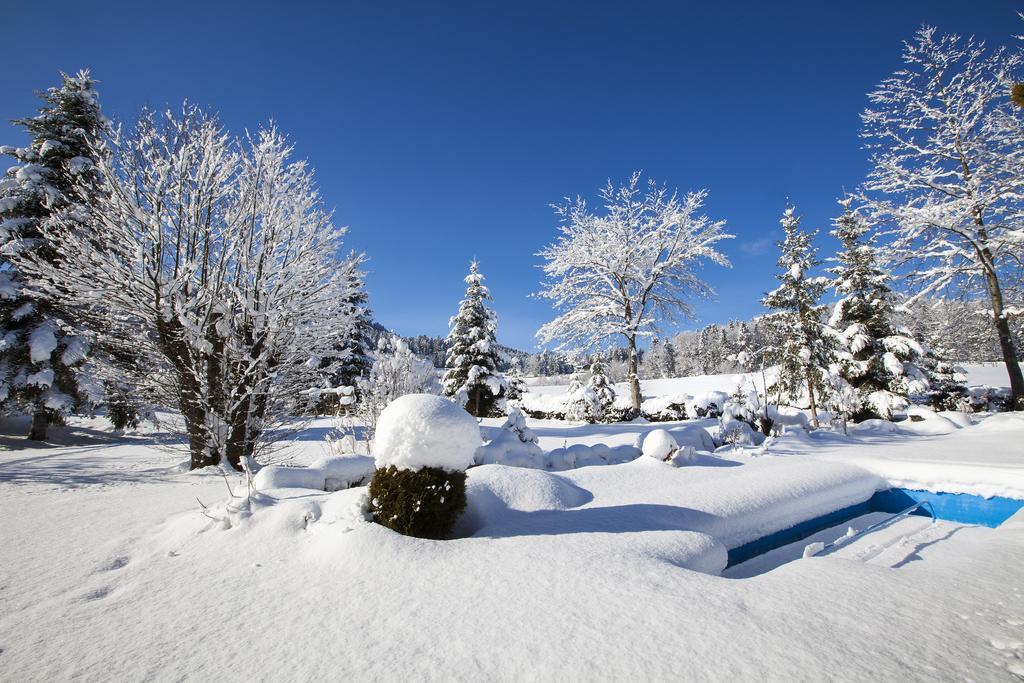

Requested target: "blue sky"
[{"left": 3, "top": 0, "right": 1019, "bottom": 350}]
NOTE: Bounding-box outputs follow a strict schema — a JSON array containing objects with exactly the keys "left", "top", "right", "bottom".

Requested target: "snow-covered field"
[{"left": 1, "top": 365, "right": 1023, "bottom": 680}]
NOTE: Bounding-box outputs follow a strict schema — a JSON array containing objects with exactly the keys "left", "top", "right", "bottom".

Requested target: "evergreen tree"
[
  {"left": 828, "top": 199, "right": 928, "bottom": 419},
  {"left": 335, "top": 261, "right": 374, "bottom": 388},
  {"left": 762, "top": 207, "right": 833, "bottom": 427},
  {"left": 504, "top": 359, "right": 526, "bottom": 402},
  {"left": 563, "top": 370, "right": 595, "bottom": 422},
  {"left": 586, "top": 353, "right": 617, "bottom": 422},
  {"left": 442, "top": 261, "right": 506, "bottom": 417},
  {"left": 0, "top": 70, "right": 106, "bottom": 439}
]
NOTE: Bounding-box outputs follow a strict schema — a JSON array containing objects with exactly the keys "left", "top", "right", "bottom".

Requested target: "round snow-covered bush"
[
  {"left": 369, "top": 466, "right": 467, "bottom": 539},
  {"left": 642, "top": 429, "right": 678, "bottom": 462},
  {"left": 373, "top": 394, "right": 483, "bottom": 472},
  {"left": 370, "top": 394, "right": 480, "bottom": 539}
]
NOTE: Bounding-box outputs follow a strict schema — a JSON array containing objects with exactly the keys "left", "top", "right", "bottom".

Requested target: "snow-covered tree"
[
  {"left": 536, "top": 172, "right": 731, "bottom": 411},
  {"left": 919, "top": 354, "right": 969, "bottom": 411},
  {"left": 861, "top": 26, "right": 1024, "bottom": 409},
  {"left": 310, "top": 261, "right": 375, "bottom": 414},
  {"left": 355, "top": 335, "right": 441, "bottom": 441},
  {"left": 18, "top": 106, "right": 363, "bottom": 470},
  {"left": 442, "top": 261, "right": 506, "bottom": 417},
  {"left": 587, "top": 353, "right": 617, "bottom": 422},
  {"left": 563, "top": 370, "right": 597, "bottom": 422},
  {"left": 828, "top": 199, "right": 929, "bottom": 419},
  {"left": 762, "top": 207, "right": 833, "bottom": 427},
  {"left": 0, "top": 70, "right": 107, "bottom": 439},
  {"left": 504, "top": 359, "right": 526, "bottom": 403}
]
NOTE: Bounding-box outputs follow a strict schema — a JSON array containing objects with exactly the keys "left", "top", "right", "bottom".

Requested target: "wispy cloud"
[{"left": 738, "top": 235, "right": 776, "bottom": 257}]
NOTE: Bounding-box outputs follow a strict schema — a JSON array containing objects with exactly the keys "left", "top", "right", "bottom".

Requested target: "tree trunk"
[
  {"left": 981, "top": 264, "right": 1024, "bottom": 410},
  {"left": 805, "top": 371, "right": 820, "bottom": 429},
  {"left": 28, "top": 409, "right": 49, "bottom": 441},
  {"left": 627, "top": 335, "right": 641, "bottom": 412}
]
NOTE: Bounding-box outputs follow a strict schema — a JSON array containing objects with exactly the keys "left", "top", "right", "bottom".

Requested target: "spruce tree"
[
  {"left": 828, "top": 199, "right": 928, "bottom": 420},
  {"left": 442, "top": 261, "right": 506, "bottom": 417},
  {"left": 0, "top": 71, "right": 106, "bottom": 439},
  {"left": 762, "top": 207, "right": 833, "bottom": 427},
  {"left": 335, "top": 263, "right": 374, "bottom": 389},
  {"left": 586, "top": 353, "right": 617, "bottom": 422}
]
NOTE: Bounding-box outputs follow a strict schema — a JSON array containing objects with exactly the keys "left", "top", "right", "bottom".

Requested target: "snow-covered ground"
[{"left": 1, "top": 365, "right": 1022, "bottom": 680}]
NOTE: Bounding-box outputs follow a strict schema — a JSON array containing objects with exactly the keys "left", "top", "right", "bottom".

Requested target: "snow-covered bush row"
[
  {"left": 520, "top": 387, "right": 729, "bottom": 423},
  {"left": 965, "top": 385, "right": 1013, "bottom": 413},
  {"left": 253, "top": 455, "right": 375, "bottom": 492},
  {"left": 640, "top": 390, "right": 728, "bottom": 422}
]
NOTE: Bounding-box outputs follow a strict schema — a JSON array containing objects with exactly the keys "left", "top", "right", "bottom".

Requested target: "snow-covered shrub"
[
  {"left": 719, "top": 386, "right": 767, "bottom": 447},
  {"left": 368, "top": 467, "right": 468, "bottom": 540},
  {"left": 475, "top": 408, "right": 545, "bottom": 468},
  {"left": 916, "top": 356, "right": 968, "bottom": 412},
  {"left": 669, "top": 445, "right": 698, "bottom": 466},
  {"left": 516, "top": 392, "right": 566, "bottom": 420},
  {"left": 368, "top": 394, "right": 481, "bottom": 539},
  {"left": 690, "top": 391, "right": 728, "bottom": 418},
  {"left": 966, "top": 385, "right": 1013, "bottom": 413},
  {"left": 717, "top": 420, "right": 765, "bottom": 448},
  {"left": 563, "top": 372, "right": 598, "bottom": 422},
  {"left": 642, "top": 429, "right": 678, "bottom": 461},
  {"left": 641, "top": 393, "right": 690, "bottom": 422},
  {"left": 669, "top": 424, "right": 717, "bottom": 452}
]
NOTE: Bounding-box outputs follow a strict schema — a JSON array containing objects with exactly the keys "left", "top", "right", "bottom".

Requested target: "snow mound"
[
  {"left": 476, "top": 428, "right": 546, "bottom": 468},
  {"left": 850, "top": 419, "right": 899, "bottom": 435},
  {"left": 937, "top": 411, "right": 974, "bottom": 428},
  {"left": 642, "top": 429, "right": 677, "bottom": 461},
  {"left": 253, "top": 456, "right": 374, "bottom": 492},
  {"left": 455, "top": 464, "right": 591, "bottom": 536},
  {"left": 546, "top": 443, "right": 640, "bottom": 470},
  {"left": 666, "top": 424, "right": 716, "bottom": 452},
  {"left": 373, "top": 394, "right": 482, "bottom": 472},
  {"left": 469, "top": 465, "right": 591, "bottom": 513}
]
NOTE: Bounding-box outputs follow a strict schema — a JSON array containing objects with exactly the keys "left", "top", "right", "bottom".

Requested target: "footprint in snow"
[
  {"left": 81, "top": 586, "right": 113, "bottom": 602},
  {"left": 98, "top": 556, "right": 129, "bottom": 573}
]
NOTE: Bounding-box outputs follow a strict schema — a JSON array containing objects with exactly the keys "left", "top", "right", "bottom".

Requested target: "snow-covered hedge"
[{"left": 640, "top": 391, "right": 728, "bottom": 422}]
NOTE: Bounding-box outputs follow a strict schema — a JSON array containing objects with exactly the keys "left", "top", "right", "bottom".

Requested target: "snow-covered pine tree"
[
  {"left": 828, "top": 199, "right": 928, "bottom": 420},
  {"left": 0, "top": 70, "right": 106, "bottom": 439},
  {"left": 586, "top": 353, "right": 617, "bottom": 422},
  {"left": 504, "top": 359, "right": 526, "bottom": 402},
  {"left": 563, "top": 370, "right": 597, "bottom": 422},
  {"left": 762, "top": 207, "right": 833, "bottom": 427},
  {"left": 442, "top": 260, "right": 506, "bottom": 417}
]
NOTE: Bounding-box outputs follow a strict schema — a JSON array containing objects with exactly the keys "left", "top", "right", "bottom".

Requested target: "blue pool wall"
[{"left": 726, "top": 488, "right": 1024, "bottom": 567}]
